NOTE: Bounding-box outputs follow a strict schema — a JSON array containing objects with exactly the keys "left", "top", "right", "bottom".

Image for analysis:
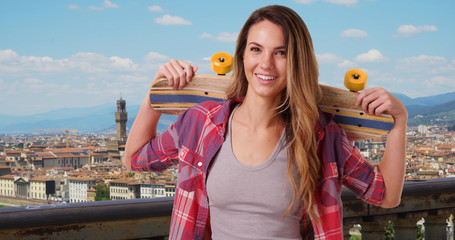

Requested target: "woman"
[{"left": 123, "top": 5, "right": 408, "bottom": 240}]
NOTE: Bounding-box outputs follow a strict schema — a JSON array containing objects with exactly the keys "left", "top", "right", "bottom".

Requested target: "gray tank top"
[{"left": 206, "top": 107, "right": 303, "bottom": 240}]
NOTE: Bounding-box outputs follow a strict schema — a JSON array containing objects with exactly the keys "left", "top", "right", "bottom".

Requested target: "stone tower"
[{"left": 115, "top": 96, "right": 127, "bottom": 141}]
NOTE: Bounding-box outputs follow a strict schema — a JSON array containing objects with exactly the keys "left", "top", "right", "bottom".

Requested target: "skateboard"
[{"left": 149, "top": 52, "right": 394, "bottom": 141}]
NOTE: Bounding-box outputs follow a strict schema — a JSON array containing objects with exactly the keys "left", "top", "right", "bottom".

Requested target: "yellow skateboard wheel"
[
  {"left": 211, "top": 52, "right": 233, "bottom": 75},
  {"left": 344, "top": 69, "right": 368, "bottom": 92}
]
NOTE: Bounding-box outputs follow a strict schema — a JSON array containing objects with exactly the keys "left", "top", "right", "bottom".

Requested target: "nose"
[{"left": 260, "top": 52, "right": 275, "bottom": 70}]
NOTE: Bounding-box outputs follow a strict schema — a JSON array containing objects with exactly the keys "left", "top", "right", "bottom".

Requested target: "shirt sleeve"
[
  {"left": 130, "top": 115, "right": 183, "bottom": 172},
  {"left": 339, "top": 130, "right": 385, "bottom": 206}
]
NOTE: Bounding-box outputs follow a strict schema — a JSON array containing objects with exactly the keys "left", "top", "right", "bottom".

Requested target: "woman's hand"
[
  {"left": 155, "top": 59, "right": 199, "bottom": 90},
  {"left": 355, "top": 87, "right": 408, "bottom": 123}
]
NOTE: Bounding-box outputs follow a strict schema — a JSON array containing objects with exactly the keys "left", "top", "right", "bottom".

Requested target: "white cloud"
[
  {"left": 24, "top": 78, "right": 42, "bottom": 84},
  {"left": 294, "top": 0, "right": 317, "bottom": 4},
  {"left": 393, "top": 24, "right": 437, "bottom": 37},
  {"left": 337, "top": 60, "right": 357, "bottom": 69},
  {"left": 0, "top": 49, "right": 19, "bottom": 62},
  {"left": 68, "top": 4, "right": 80, "bottom": 10},
  {"left": 110, "top": 56, "right": 136, "bottom": 70},
  {"left": 324, "top": 0, "right": 358, "bottom": 5},
  {"left": 103, "top": 0, "right": 119, "bottom": 8},
  {"left": 430, "top": 76, "right": 455, "bottom": 87},
  {"left": 0, "top": 50, "right": 173, "bottom": 114},
  {"left": 200, "top": 32, "right": 238, "bottom": 42},
  {"left": 143, "top": 52, "right": 170, "bottom": 62},
  {"left": 354, "top": 49, "right": 388, "bottom": 62},
  {"left": 148, "top": 5, "right": 163, "bottom": 12},
  {"left": 88, "top": 0, "right": 119, "bottom": 11},
  {"left": 154, "top": 15, "right": 192, "bottom": 26},
  {"left": 396, "top": 55, "right": 454, "bottom": 74},
  {"left": 340, "top": 29, "right": 368, "bottom": 38},
  {"left": 294, "top": 0, "right": 358, "bottom": 5},
  {"left": 316, "top": 53, "right": 343, "bottom": 64},
  {"left": 89, "top": 6, "right": 104, "bottom": 11},
  {"left": 118, "top": 75, "right": 149, "bottom": 83}
]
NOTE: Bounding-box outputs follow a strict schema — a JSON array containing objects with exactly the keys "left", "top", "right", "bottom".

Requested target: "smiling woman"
[{"left": 123, "top": 4, "right": 408, "bottom": 240}]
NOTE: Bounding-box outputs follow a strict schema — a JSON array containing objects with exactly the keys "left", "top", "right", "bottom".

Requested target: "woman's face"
[{"left": 243, "top": 19, "right": 287, "bottom": 103}]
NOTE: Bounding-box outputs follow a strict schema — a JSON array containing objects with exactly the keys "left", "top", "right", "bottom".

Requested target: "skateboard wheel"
[
  {"left": 211, "top": 52, "right": 233, "bottom": 75},
  {"left": 344, "top": 69, "right": 368, "bottom": 92}
]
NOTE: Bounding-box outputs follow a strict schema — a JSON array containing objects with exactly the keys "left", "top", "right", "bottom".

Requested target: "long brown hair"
[{"left": 227, "top": 5, "right": 322, "bottom": 221}]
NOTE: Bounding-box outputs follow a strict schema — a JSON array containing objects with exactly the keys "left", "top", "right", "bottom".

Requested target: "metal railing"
[{"left": 1, "top": 178, "right": 454, "bottom": 240}]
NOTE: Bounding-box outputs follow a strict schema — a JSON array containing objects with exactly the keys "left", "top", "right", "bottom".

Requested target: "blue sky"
[{"left": 1, "top": 0, "right": 454, "bottom": 115}]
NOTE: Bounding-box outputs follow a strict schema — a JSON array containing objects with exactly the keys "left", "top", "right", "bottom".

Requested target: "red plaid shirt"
[{"left": 131, "top": 99, "right": 385, "bottom": 240}]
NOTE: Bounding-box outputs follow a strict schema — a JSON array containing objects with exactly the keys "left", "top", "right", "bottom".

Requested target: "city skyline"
[{"left": 1, "top": 0, "right": 454, "bottom": 116}]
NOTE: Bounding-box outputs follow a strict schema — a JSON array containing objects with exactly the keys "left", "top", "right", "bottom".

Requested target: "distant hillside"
[
  {"left": 393, "top": 91, "right": 455, "bottom": 107},
  {"left": 1, "top": 91, "right": 454, "bottom": 133},
  {"left": 414, "top": 92, "right": 455, "bottom": 106},
  {"left": 406, "top": 99, "right": 455, "bottom": 126},
  {"left": 0, "top": 103, "right": 176, "bottom": 134}
]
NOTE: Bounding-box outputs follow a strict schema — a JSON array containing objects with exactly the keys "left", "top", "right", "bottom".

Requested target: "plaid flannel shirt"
[{"left": 131, "top": 99, "right": 385, "bottom": 240}]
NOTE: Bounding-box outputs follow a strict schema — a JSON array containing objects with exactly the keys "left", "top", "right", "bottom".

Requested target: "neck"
[{"left": 235, "top": 94, "right": 284, "bottom": 130}]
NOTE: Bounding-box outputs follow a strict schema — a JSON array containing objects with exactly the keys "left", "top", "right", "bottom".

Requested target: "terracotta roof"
[
  {"left": 68, "top": 177, "right": 95, "bottom": 182},
  {"left": 0, "top": 174, "right": 14, "bottom": 179},
  {"left": 110, "top": 178, "right": 140, "bottom": 185}
]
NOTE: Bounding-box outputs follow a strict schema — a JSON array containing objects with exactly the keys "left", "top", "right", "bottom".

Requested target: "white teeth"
[{"left": 257, "top": 74, "right": 277, "bottom": 81}]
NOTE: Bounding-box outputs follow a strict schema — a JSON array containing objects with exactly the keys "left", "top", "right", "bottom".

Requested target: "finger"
[
  {"left": 355, "top": 87, "right": 376, "bottom": 107},
  {"left": 374, "top": 103, "right": 389, "bottom": 116},
  {"left": 155, "top": 64, "right": 174, "bottom": 87},
  {"left": 165, "top": 59, "right": 185, "bottom": 89},
  {"left": 361, "top": 93, "right": 379, "bottom": 115},
  {"left": 176, "top": 60, "right": 192, "bottom": 89},
  {"left": 366, "top": 98, "right": 383, "bottom": 116}
]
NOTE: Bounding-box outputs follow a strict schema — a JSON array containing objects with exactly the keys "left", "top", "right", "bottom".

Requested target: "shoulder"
[
  {"left": 317, "top": 109, "right": 355, "bottom": 162},
  {"left": 184, "top": 100, "right": 230, "bottom": 119},
  {"left": 174, "top": 100, "right": 234, "bottom": 129},
  {"left": 316, "top": 109, "right": 345, "bottom": 140}
]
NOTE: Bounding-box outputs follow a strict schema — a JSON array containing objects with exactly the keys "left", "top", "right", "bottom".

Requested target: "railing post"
[
  {"left": 394, "top": 213, "right": 417, "bottom": 240},
  {"left": 424, "top": 212, "right": 447, "bottom": 240},
  {"left": 360, "top": 217, "right": 387, "bottom": 240}
]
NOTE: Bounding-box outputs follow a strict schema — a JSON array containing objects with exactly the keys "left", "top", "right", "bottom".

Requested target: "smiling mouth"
[{"left": 256, "top": 74, "right": 278, "bottom": 81}]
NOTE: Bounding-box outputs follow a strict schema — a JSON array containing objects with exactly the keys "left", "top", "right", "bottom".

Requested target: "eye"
[
  {"left": 250, "top": 47, "right": 260, "bottom": 52},
  {"left": 276, "top": 50, "right": 286, "bottom": 56}
]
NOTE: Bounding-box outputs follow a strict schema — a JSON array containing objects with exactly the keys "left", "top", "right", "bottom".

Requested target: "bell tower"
[{"left": 115, "top": 96, "right": 127, "bottom": 141}]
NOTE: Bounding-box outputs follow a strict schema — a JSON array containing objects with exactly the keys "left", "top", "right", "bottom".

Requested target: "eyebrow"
[{"left": 248, "top": 41, "right": 286, "bottom": 50}]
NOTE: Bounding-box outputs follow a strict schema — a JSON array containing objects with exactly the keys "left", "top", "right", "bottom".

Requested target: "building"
[
  {"left": 140, "top": 180, "right": 166, "bottom": 198},
  {"left": 30, "top": 177, "right": 55, "bottom": 200},
  {"left": 110, "top": 179, "right": 140, "bottom": 200},
  {"left": 165, "top": 181, "right": 176, "bottom": 197},
  {"left": 68, "top": 177, "right": 95, "bottom": 203},
  {"left": 115, "top": 96, "right": 128, "bottom": 142},
  {"left": 54, "top": 177, "right": 69, "bottom": 202},
  {"left": 14, "top": 176, "right": 30, "bottom": 198},
  {"left": 0, "top": 174, "right": 15, "bottom": 197},
  {"left": 107, "top": 97, "right": 128, "bottom": 160},
  {"left": 5, "top": 150, "right": 24, "bottom": 170},
  {"left": 87, "top": 187, "right": 96, "bottom": 202},
  {"left": 0, "top": 165, "right": 11, "bottom": 176},
  {"left": 41, "top": 150, "right": 89, "bottom": 169}
]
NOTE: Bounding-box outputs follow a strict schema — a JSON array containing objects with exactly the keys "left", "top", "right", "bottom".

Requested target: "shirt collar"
[{"left": 212, "top": 99, "right": 244, "bottom": 126}]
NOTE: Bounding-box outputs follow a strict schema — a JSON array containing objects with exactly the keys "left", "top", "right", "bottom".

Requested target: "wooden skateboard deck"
[{"left": 149, "top": 75, "right": 394, "bottom": 141}]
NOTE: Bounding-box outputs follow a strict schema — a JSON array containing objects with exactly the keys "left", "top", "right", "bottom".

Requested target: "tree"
[{"left": 95, "top": 182, "right": 110, "bottom": 201}]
